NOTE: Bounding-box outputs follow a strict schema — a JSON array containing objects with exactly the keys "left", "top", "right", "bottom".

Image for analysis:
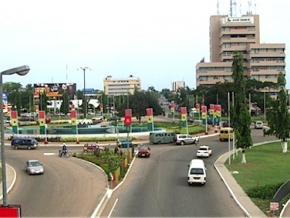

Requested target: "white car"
[
  {"left": 174, "top": 134, "right": 198, "bottom": 145},
  {"left": 254, "top": 121, "right": 264, "bottom": 129},
  {"left": 196, "top": 145, "right": 212, "bottom": 158}
]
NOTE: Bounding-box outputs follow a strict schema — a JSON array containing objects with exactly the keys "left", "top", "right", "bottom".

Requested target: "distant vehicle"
[
  {"left": 196, "top": 145, "right": 212, "bottom": 158},
  {"left": 92, "top": 116, "right": 103, "bottom": 124},
  {"left": 25, "top": 160, "right": 44, "bottom": 175},
  {"left": 174, "top": 134, "right": 198, "bottom": 145},
  {"left": 83, "top": 143, "right": 104, "bottom": 153},
  {"left": 107, "top": 117, "right": 120, "bottom": 122},
  {"left": 149, "top": 131, "right": 176, "bottom": 144},
  {"left": 137, "top": 146, "right": 151, "bottom": 158},
  {"left": 254, "top": 121, "right": 264, "bottom": 129},
  {"left": 117, "top": 139, "right": 139, "bottom": 148},
  {"left": 222, "top": 121, "right": 231, "bottom": 127},
  {"left": 219, "top": 127, "right": 234, "bottom": 142},
  {"left": 187, "top": 159, "right": 207, "bottom": 185},
  {"left": 11, "top": 137, "right": 39, "bottom": 150}
]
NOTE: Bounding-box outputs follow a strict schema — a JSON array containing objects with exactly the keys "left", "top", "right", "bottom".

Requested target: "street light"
[
  {"left": 77, "top": 67, "right": 91, "bottom": 119},
  {"left": 1, "top": 65, "right": 30, "bottom": 206}
]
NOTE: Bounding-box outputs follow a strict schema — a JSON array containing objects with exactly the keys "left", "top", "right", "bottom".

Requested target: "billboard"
[{"left": 34, "top": 83, "right": 76, "bottom": 99}]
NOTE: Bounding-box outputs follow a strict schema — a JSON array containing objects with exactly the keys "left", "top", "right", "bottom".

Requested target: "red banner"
[
  {"left": 70, "top": 110, "right": 76, "bottom": 119},
  {"left": 39, "top": 111, "right": 45, "bottom": 119},
  {"left": 180, "top": 107, "right": 187, "bottom": 115},
  {"left": 146, "top": 108, "right": 153, "bottom": 116},
  {"left": 11, "top": 111, "right": 17, "bottom": 119}
]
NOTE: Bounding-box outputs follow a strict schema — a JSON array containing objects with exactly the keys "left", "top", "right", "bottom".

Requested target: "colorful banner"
[
  {"left": 39, "top": 111, "right": 46, "bottom": 134},
  {"left": 146, "top": 108, "right": 154, "bottom": 131},
  {"left": 11, "top": 111, "right": 18, "bottom": 134},
  {"left": 180, "top": 107, "right": 187, "bottom": 128},
  {"left": 195, "top": 103, "right": 200, "bottom": 118},
  {"left": 215, "top": 104, "right": 221, "bottom": 124},
  {"left": 201, "top": 106, "right": 207, "bottom": 125},
  {"left": 70, "top": 104, "right": 77, "bottom": 134}
]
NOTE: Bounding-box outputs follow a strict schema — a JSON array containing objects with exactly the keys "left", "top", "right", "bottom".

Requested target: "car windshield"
[
  {"left": 190, "top": 168, "right": 204, "bottom": 175},
  {"left": 199, "top": 147, "right": 208, "bottom": 151},
  {"left": 29, "top": 161, "right": 41, "bottom": 167}
]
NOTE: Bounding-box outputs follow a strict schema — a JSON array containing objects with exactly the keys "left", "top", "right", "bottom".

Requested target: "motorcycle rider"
[{"left": 60, "top": 143, "right": 68, "bottom": 156}]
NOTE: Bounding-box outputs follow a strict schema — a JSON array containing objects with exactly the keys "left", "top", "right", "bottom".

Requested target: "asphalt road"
[
  {"left": 3, "top": 146, "right": 107, "bottom": 217},
  {"left": 100, "top": 128, "right": 277, "bottom": 217},
  {"left": 1, "top": 127, "right": 277, "bottom": 217}
]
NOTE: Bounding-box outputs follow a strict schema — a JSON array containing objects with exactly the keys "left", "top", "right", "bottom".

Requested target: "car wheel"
[
  {"left": 181, "top": 141, "right": 185, "bottom": 145},
  {"left": 14, "top": 146, "right": 18, "bottom": 150}
]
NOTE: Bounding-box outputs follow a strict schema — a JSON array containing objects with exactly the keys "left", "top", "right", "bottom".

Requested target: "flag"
[
  {"left": 180, "top": 107, "right": 187, "bottom": 128},
  {"left": 146, "top": 108, "right": 154, "bottom": 131},
  {"left": 11, "top": 111, "right": 18, "bottom": 134}
]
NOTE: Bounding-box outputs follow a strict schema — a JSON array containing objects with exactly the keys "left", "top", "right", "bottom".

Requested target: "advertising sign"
[{"left": 33, "top": 83, "right": 76, "bottom": 99}]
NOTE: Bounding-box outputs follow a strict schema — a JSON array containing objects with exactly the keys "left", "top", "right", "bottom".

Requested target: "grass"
[{"left": 226, "top": 142, "right": 290, "bottom": 216}]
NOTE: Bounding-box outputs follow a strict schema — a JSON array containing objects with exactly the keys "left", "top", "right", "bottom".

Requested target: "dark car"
[
  {"left": 11, "top": 137, "right": 39, "bottom": 150},
  {"left": 137, "top": 146, "right": 151, "bottom": 158},
  {"left": 222, "top": 121, "right": 232, "bottom": 127}
]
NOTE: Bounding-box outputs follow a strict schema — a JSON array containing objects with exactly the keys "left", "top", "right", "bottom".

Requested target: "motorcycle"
[{"left": 59, "top": 149, "right": 70, "bottom": 157}]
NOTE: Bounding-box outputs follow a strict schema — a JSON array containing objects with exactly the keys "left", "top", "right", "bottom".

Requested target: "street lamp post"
[
  {"left": 78, "top": 67, "right": 90, "bottom": 119},
  {"left": 1, "top": 65, "right": 30, "bottom": 206}
]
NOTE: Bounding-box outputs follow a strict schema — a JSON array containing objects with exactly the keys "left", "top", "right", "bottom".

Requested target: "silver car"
[
  {"left": 175, "top": 134, "right": 197, "bottom": 145},
  {"left": 25, "top": 160, "right": 44, "bottom": 175}
]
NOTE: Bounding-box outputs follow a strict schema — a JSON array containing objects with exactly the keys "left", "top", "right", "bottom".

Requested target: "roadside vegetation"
[{"left": 226, "top": 142, "right": 290, "bottom": 216}]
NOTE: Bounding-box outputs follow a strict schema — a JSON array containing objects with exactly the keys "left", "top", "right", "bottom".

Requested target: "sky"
[{"left": 0, "top": 0, "right": 289, "bottom": 91}]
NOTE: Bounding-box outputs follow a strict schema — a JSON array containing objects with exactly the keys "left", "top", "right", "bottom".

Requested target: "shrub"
[{"left": 246, "top": 183, "right": 284, "bottom": 199}]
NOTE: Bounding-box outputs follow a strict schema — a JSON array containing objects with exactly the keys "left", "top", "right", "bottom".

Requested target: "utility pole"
[{"left": 78, "top": 67, "right": 91, "bottom": 119}]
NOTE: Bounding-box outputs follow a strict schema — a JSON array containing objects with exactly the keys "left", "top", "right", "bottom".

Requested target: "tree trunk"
[{"left": 282, "top": 141, "right": 288, "bottom": 153}]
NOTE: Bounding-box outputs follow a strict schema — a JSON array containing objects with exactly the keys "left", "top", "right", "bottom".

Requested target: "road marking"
[
  {"left": 108, "top": 198, "right": 118, "bottom": 218},
  {"left": 43, "top": 153, "right": 56, "bottom": 156}
]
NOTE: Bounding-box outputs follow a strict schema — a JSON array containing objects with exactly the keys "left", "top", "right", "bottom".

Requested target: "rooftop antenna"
[
  {"left": 230, "top": 0, "right": 232, "bottom": 17},
  {"left": 247, "top": 0, "right": 252, "bottom": 15},
  {"left": 217, "top": 0, "right": 220, "bottom": 15}
]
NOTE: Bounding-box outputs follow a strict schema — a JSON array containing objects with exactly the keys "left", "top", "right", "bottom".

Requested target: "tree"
[
  {"left": 231, "top": 51, "right": 253, "bottom": 163},
  {"left": 60, "top": 92, "right": 70, "bottom": 115},
  {"left": 266, "top": 72, "right": 290, "bottom": 153},
  {"left": 116, "top": 90, "right": 163, "bottom": 123}
]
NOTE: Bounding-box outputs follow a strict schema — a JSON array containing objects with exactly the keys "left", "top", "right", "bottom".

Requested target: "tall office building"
[
  {"left": 196, "top": 14, "right": 286, "bottom": 97},
  {"left": 103, "top": 75, "right": 141, "bottom": 95},
  {"left": 172, "top": 81, "right": 185, "bottom": 92}
]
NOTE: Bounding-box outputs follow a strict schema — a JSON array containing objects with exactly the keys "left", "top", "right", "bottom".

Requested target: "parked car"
[
  {"left": 25, "top": 160, "right": 44, "bottom": 175},
  {"left": 83, "top": 143, "right": 104, "bottom": 153},
  {"left": 137, "top": 146, "right": 151, "bottom": 158},
  {"left": 174, "top": 134, "right": 198, "bottom": 145},
  {"left": 117, "top": 139, "right": 139, "bottom": 148},
  {"left": 196, "top": 145, "right": 212, "bottom": 158},
  {"left": 11, "top": 137, "right": 39, "bottom": 150},
  {"left": 254, "top": 121, "right": 264, "bottom": 129},
  {"left": 107, "top": 117, "right": 120, "bottom": 122}
]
